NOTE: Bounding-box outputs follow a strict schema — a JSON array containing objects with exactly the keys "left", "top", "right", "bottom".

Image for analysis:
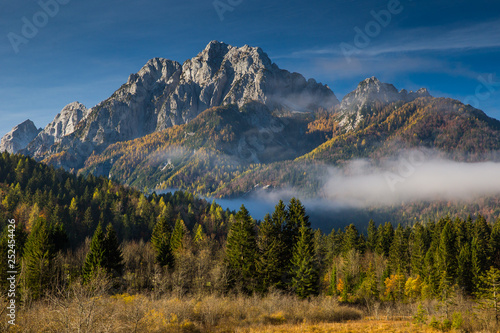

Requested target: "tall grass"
[{"left": 4, "top": 289, "right": 362, "bottom": 332}]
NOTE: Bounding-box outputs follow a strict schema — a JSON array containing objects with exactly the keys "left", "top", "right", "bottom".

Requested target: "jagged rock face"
[
  {"left": 26, "top": 102, "right": 88, "bottom": 157},
  {"left": 77, "top": 41, "right": 339, "bottom": 143},
  {"left": 32, "top": 41, "right": 339, "bottom": 169},
  {"left": 0, "top": 120, "right": 41, "bottom": 154},
  {"left": 338, "top": 77, "right": 430, "bottom": 131}
]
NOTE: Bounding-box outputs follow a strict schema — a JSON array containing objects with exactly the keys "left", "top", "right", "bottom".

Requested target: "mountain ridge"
[{"left": 4, "top": 41, "right": 338, "bottom": 170}]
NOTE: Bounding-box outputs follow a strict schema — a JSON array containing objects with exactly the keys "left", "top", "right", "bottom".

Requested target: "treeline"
[{"left": 0, "top": 152, "right": 232, "bottom": 245}]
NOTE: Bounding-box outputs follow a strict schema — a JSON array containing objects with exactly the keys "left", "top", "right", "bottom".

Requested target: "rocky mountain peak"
[
  {"left": 339, "top": 77, "right": 432, "bottom": 131},
  {"left": 24, "top": 102, "right": 88, "bottom": 158},
  {"left": 340, "top": 77, "right": 401, "bottom": 111},
  {"left": 15, "top": 41, "right": 339, "bottom": 170},
  {"left": 0, "top": 119, "right": 41, "bottom": 154}
]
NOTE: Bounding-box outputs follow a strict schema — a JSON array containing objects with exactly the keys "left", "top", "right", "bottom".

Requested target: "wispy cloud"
[
  {"left": 276, "top": 19, "right": 500, "bottom": 59},
  {"left": 322, "top": 151, "right": 500, "bottom": 208}
]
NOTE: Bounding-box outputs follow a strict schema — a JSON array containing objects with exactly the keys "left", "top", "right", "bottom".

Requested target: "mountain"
[
  {"left": 4, "top": 43, "right": 500, "bottom": 200},
  {"left": 25, "top": 102, "right": 88, "bottom": 157},
  {"left": 0, "top": 120, "right": 41, "bottom": 154},
  {"left": 216, "top": 80, "right": 500, "bottom": 197},
  {"left": 78, "top": 101, "right": 327, "bottom": 193},
  {"left": 337, "top": 77, "right": 430, "bottom": 131},
  {"left": 21, "top": 41, "right": 338, "bottom": 170}
]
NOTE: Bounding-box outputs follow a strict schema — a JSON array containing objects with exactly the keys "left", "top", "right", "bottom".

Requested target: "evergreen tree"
[
  {"left": 290, "top": 219, "right": 319, "bottom": 298},
  {"left": 410, "top": 222, "right": 427, "bottom": 278},
  {"left": 366, "top": 219, "right": 377, "bottom": 252},
  {"left": 490, "top": 219, "right": 500, "bottom": 269},
  {"left": 170, "top": 216, "right": 187, "bottom": 252},
  {"left": 423, "top": 243, "right": 439, "bottom": 297},
  {"left": 225, "top": 205, "right": 257, "bottom": 293},
  {"left": 21, "top": 217, "right": 54, "bottom": 299},
  {"left": 342, "top": 224, "right": 360, "bottom": 254},
  {"left": 457, "top": 243, "right": 473, "bottom": 294},
  {"left": 271, "top": 200, "right": 290, "bottom": 282},
  {"left": 475, "top": 266, "right": 500, "bottom": 324},
  {"left": 256, "top": 214, "right": 284, "bottom": 292},
  {"left": 389, "top": 224, "right": 409, "bottom": 274},
  {"left": 151, "top": 216, "right": 174, "bottom": 267},
  {"left": 472, "top": 215, "right": 492, "bottom": 291},
  {"left": 284, "top": 198, "right": 304, "bottom": 253},
  {"left": 376, "top": 222, "right": 394, "bottom": 257},
  {"left": 437, "top": 221, "right": 457, "bottom": 289},
  {"left": 103, "top": 223, "right": 123, "bottom": 276},
  {"left": 82, "top": 223, "right": 106, "bottom": 282}
]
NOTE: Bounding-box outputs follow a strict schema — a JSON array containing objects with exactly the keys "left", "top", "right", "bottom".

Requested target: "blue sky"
[{"left": 1, "top": 0, "right": 500, "bottom": 136}]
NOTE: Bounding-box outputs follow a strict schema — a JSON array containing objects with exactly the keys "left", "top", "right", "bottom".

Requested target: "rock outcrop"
[
  {"left": 0, "top": 120, "right": 41, "bottom": 154},
  {"left": 338, "top": 77, "right": 430, "bottom": 131}
]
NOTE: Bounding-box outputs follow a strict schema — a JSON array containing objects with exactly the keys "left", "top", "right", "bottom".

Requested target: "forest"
[{"left": 1, "top": 152, "right": 500, "bottom": 332}]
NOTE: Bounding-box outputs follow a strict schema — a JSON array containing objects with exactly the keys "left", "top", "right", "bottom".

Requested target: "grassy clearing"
[
  {"left": 239, "top": 320, "right": 445, "bottom": 333},
  {"left": 5, "top": 292, "right": 362, "bottom": 332}
]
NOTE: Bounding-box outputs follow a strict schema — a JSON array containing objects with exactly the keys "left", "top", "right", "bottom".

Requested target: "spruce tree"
[
  {"left": 256, "top": 214, "right": 284, "bottom": 292},
  {"left": 170, "top": 216, "right": 187, "bottom": 252},
  {"left": 342, "top": 224, "right": 360, "bottom": 254},
  {"left": 457, "top": 243, "right": 473, "bottom": 294},
  {"left": 285, "top": 199, "right": 309, "bottom": 252},
  {"left": 21, "top": 217, "right": 54, "bottom": 300},
  {"left": 410, "top": 222, "right": 427, "bottom": 278},
  {"left": 366, "top": 219, "right": 377, "bottom": 252},
  {"left": 225, "top": 205, "right": 257, "bottom": 293},
  {"left": 290, "top": 219, "right": 319, "bottom": 298},
  {"left": 490, "top": 219, "right": 500, "bottom": 269},
  {"left": 472, "top": 215, "right": 492, "bottom": 291},
  {"left": 103, "top": 223, "right": 123, "bottom": 276},
  {"left": 437, "top": 221, "right": 457, "bottom": 290},
  {"left": 376, "top": 222, "right": 394, "bottom": 257},
  {"left": 271, "top": 199, "right": 290, "bottom": 281},
  {"left": 82, "top": 223, "right": 106, "bottom": 282},
  {"left": 389, "top": 224, "right": 409, "bottom": 274},
  {"left": 151, "top": 216, "right": 174, "bottom": 267},
  {"left": 475, "top": 266, "right": 500, "bottom": 324}
]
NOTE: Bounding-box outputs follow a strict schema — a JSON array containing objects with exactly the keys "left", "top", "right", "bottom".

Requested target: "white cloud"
[{"left": 322, "top": 151, "right": 500, "bottom": 207}]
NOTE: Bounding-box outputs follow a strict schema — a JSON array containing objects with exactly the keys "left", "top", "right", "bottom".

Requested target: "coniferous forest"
[{"left": 1, "top": 152, "right": 500, "bottom": 332}]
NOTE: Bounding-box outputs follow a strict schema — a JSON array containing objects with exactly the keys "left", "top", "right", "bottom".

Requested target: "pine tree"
[
  {"left": 103, "top": 223, "right": 123, "bottom": 276},
  {"left": 256, "top": 214, "right": 284, "bottom": 292},
  {"left": 453, "top": 241, "right": 471, "bottom": 294},
  {"left": 21, "top": 217, "right": 54, "bottom": 300},
  {"left": 423, "top": 243, "right": 439, "bottom": 298},
  {"left": 389, "top": 224, "right": 409, "bottom": 274},
  {"left": 472, "top": 215, "right": 492, "bottom": 291},
  {"left": 376, "top": 222, "right": 394, "bottom": 257},
  {"left": 170, "top": 216, "right": 187, "bottom": 252},
  {"left": 225, "top": 205, "right": 257, "bottom": 293},
  {"left": 410, "top": 222, "right": 428, "bottom": 278},
  {"left": 271, "top": 200, "right": 290, "bottom": 283},
  {"left": 438, "top": 221, "right": 457, "bottom": 290},
  {"left": 283, "top": 198, "right": 302, "bottom": 253},
  {"left": 342, "top": 224, "right": 360, "bottom": 254},
  {"left": 490, "top": 219, "right": 500, "bottom": 269},
  {"left": 475, "top": 266, "right": 500, "bottom": 324},
  {"left": 151, "top": 216, "right": 174, "bottom": 267},
  {"left": 366, "top": 219, "right": 377, "bottom": 252},
  {"left": 290, "top": 219, "right": 319, "bottom": 298},
  {"left": 82, "top": 223, "right": 106, "bottom": 282}
]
